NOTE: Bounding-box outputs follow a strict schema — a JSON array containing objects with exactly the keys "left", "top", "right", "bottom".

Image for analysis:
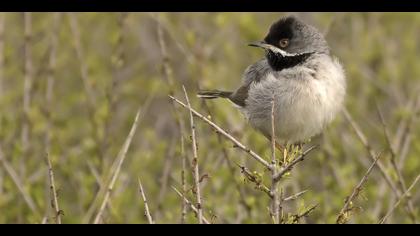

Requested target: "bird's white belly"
[{"left": 242, "top": 64, "right": 345, "bottom": 143}]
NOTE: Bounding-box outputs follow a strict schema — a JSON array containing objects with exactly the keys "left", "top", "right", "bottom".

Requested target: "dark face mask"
[{"left": 266, "top": 50, "right": 314, "bottom": 71}]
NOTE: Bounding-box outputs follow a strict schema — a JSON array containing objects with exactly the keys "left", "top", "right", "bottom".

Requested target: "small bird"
[{"left": 198, "top": 16, "right": 346, "bottom": 145}]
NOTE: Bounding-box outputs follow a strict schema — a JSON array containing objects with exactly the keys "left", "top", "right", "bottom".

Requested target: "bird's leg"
[{"left": 264, "top": 133, "right": 285, "bottom": 152}]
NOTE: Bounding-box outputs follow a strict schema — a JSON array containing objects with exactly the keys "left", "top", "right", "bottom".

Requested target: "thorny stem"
[
  {"left": 46, "top": 153, "right": 62, "bottom": 224},
  {"left": 336, "top": 152, "right": 382, "bottom": 224},
  {"left": 379, "top": 174, "right": 420, "bottom": 224},
  {"left": 183, "top": 86, "right": 203, "bottom": 224},
  {"left": 270, "top": 96, "right": 280, "bottom": 224},
  {"left": 138, "top": 178, "right": 154, "bottom": 224},
  {"left": 169, "top": 95, "right": 271, "bottom": 169},
  {"left": 172, "top": 186, "right": 211, "bottom": 224}
]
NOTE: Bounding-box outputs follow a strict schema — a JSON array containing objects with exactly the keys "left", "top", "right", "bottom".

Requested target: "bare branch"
[
  {"left": 376, "top": 105, "right": 417, "bottom": 223},
  {"left": 235, "top": 162, "right": 272, "bottom": 198},
  {"left": 270, "top": 95, "right": 280, "bottom": 224},
  {"left": 343, "top": 108, "right": 417, "bottom": 221},
  {"left": 138, "top": 178, "right": 154, "bottom": 224},
  {"left": 283, "top": 190, "right": 308, "bottom": 202},
  {"left": 273, "top": 145, "right": 318, "bottom": 182},
  {"left": 21, "top": 12, "right": 33, "bottom": 176},
  {"left": 0, "top": 145, "right": 39, "bottom": 216},
  {"left": 337, "top": 152, "right": 382, "bottom": 224},
  {"left": 46, "top": 153, "right": 62, "bottom": 224},
  {"left": 169, "top": 95, "right": 271, "bottom": 169},
  {"left": 379, "top": 174, "right": 420, "bottom": 224},
  {"left": 182, "top": 86, "right": 204, "bottom": 224},
  {"left": 93, "top": 106, "right": 143, "bottom": 224},
  {"left": 171, "top": 186, "right": 210, "bottom": 224},
  {"left": 0, "top": 13, "right": 4, "bottom": 96},
  {"left": 180, "top": 124, "right": 187, "bottom": 224},
  {"left": 343, "top": 108, "right": 400, "bottom": 195}
]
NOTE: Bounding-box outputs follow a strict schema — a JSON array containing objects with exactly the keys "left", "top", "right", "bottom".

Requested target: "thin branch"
[
  {"left": 291, "top": 204, "right": 319, "bottom": 224},
  {"left": 183, "top": 86, "right": 203, "bottom": 224},
  {"left": 83, "top": 97, "right": 152, "bottom": 223},
  {"left": 44, "top": 13, "right": 60, "bottom": 152},
  {"left": 343, "top": 108, "right": 417, "bottom": 220},
  {"left": 21, "top": 12, "right": 33, "bottom": 177},
  {"left": 154, "top": 13, "right": 186, "bottom": 214},
  {"left": 283, "top": 190, "right": 308, "bottom": 202},
  {"left": 235, "top": 162, "right": 272, "bottom": 198},
  {"left": 67, "top": 13, "right": 95, "bottom": 106},
  {"left": 342, "top": 108, "right": 400, "bottom": 195},
  {"left": 46, "top": 153, "right": 62, "bottom": 224},
  {"left": 169, "top": 95, "right": 271, "bottom": 170},
  {"left": 171, "top": 186, "right": 210, "bottom": 224},
  {"left": 100, "top": 12, "right": 129, "bottom": 172},
  {"left": 376, "top": 105, "right": 417, "bottom": 223},
  {"left": 93, "top": 106, "right": 143, "bottom": 224},
  {"left": 273, "top": 145, "right": 318, "bottom": 182},
  {"left": 379, "top": 174, "right": 420, "bottom": 224},
  {"left": 180, "top": 123, "right": 187, "bottom": 224},
  {"left": 138, "top": 178, "right": 154, "bottom": 224},
  {"left": 0, "top": 145, "right": 39, "bottom": 216},
  {"left": 337, "top": 152, "right": 382, "bottom": 224},
  {"left": 270, "top": 95, "right": 280, "bottom": 224},
  {"left": 0, "top": 13, "right": 4, "bottom": 96}
]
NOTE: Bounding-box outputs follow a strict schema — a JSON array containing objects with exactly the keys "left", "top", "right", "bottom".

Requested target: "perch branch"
[{"left": 169, "top": 95, "right": 271, "bottom": 170}]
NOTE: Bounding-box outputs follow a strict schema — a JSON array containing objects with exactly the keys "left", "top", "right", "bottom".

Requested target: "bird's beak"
[
  {"left": 248, "top": 41, "right": 271, "bottom": 49},
  {"left": 248, "top": 41, "right": 289, "bottom": 56}
]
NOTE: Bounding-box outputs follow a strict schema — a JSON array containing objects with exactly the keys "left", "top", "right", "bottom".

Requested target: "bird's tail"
[{"left": 197, "top": 90, "right": 233, "bottom": 99}]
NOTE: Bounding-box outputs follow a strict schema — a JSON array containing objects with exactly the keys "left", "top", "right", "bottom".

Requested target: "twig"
[
  {"left": 83, "top": 96, "right": 152, "bottom": 223},
  {"left": 100, "top": 12, "right": 128, "bottom": 173},
  {"left": 270, "top": 95, "right": 280, "bottom": 224},
  {"left": 67, "top": 13, "right": 95, "bottom": 106},
  {"left": 138, "top": 178, "right": 154, "bottom": 224},
  {"left": 156, "top": 14, "right": 251, "bottom": 215},
  {"left": 283, "top": 190, "right": 308, "bottom": 202},
  {"left": 180, "top": 123, "right": 187, "bottom": 224},
  {"left": 235, "top": 162, "right": 271, "bottom": 198},
  {"left": 93, "top": 106, "right": 143, "bottom": 224},
  {"left": 44, "top": 13, "right": 60, "bottom": 152},
  {"left": 343, "top": 108, "right": 400, "bottom": 195},
  {"left": 46, "top": 153, "right": 62, "bottom": 224},
  {"left": 183, "top": 86, "right": 203, "bottom": 224},
  {"left": 336, "top": 152, "right": 382, "bottom": 224},
  {"left": 343, "top": 108, "right": 417, "bottom": 220},
  {"left": 169, "top": 95, "right": 271, "bottom": 169},
  {"left": 376, "top": 105, "right": 417, "bottom": 222},
  {"left": 0, "top": 13, "right": 4, "bottom": 96},
  {"left": 155, "top": 14, "right": 187, "bottom": 215},
  {"left": 291, "top": 204, "right": 319, "bottom": 224},
  {"left": 171, "top": 186, "right": 210, "bottom": 224},
  {"left": 379, "top": 174, "right": 420, "bottom": 224},
  {"left": 273, "top": 145, "right": 318, "bottom": 182},
  {"left": 0, "top": 145, "right": 39, "bottom": 216},
  {"left": 21, "top": 12, "right": 33, "bottom": 177}
]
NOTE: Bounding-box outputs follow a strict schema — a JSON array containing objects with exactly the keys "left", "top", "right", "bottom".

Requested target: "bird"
[{"left": 197, "top": 16, "right": 346, "bottom": 145}]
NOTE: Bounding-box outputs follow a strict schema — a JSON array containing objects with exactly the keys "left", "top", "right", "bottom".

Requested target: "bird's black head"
[{"left": 249, "top": 16, "right": 329, "bottom": 71}]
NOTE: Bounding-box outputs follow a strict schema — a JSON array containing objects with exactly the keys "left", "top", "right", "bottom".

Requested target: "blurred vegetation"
[{"left": 0, "top": 12, "right": 419, "bottom": 224}]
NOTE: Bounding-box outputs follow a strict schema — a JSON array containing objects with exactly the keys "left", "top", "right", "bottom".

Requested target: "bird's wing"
[{"left": 230, "top": 59, "right": 271, "bottom": 107}]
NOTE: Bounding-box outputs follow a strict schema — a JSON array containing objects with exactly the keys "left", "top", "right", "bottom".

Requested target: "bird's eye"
[{"left": 279, "top": 38, "right": 289, "bottom": 48}]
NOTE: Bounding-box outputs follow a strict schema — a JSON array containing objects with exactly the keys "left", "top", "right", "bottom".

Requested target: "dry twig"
[
  {"left": 171, "top": 186, "right": 210, "bottom": 224},
  {"left": 138, "top": 178, "right": 154, "bottom": 224},
  {"left": 379, "top": 174, "right": 420, "bottom": 224},
  {"left": 93, "top": 106, "right": 143, "bottom": 224},
  {"left": 337, "top": 152, "right": 382, "bottom": 224},
  {"left": 169, "top": 95, "right": 271, "bottom": 169},
  {"left": 46, "top": 153, "right": 62, "bottom": 224},
  {"left": 183, "top": 86, "right": 204, "bottom": 224}
]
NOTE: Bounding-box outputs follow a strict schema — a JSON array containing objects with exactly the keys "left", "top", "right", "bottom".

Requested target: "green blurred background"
[{"left": 0, "top": 12, "right": 419, "bottom": 224}]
